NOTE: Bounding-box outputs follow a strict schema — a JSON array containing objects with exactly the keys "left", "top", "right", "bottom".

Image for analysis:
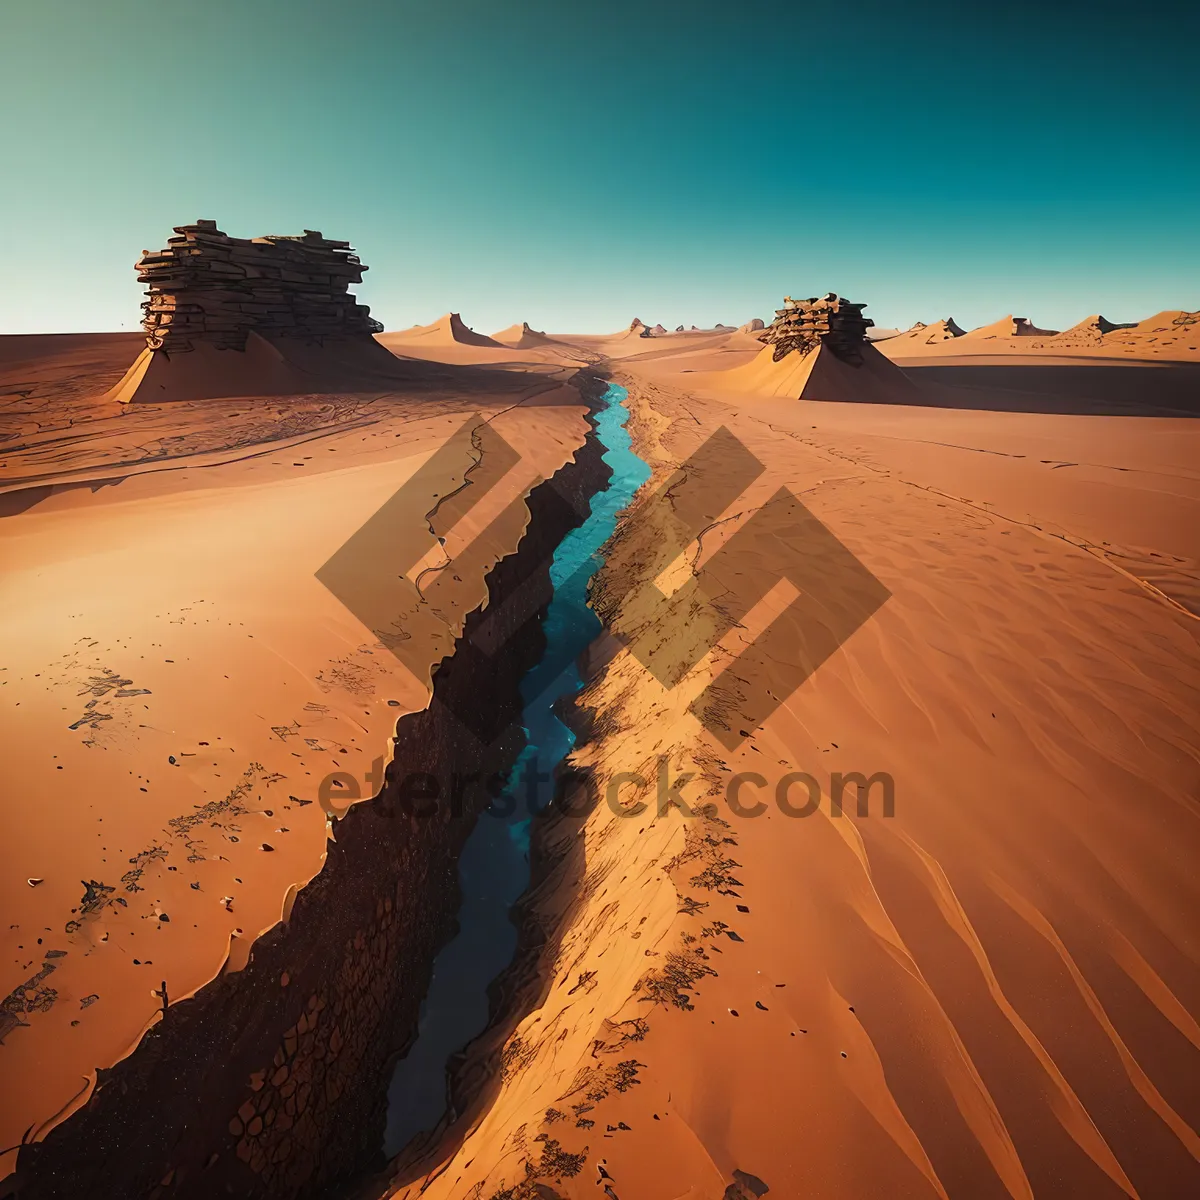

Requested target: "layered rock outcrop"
[
  {"left": 758, "top": 293, "right": 874, "bottom": 365},
  {"left": 135, "top": 221, "right": 382, "bottom": 354}
]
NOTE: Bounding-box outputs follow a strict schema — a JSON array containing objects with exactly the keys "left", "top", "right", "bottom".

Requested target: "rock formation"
[
  {"left": 134, "top": 220, "right": 381, "bottom": 354},
  {"left": 628, "top": 318, "right": 652, "bottom": 338},
  {"left": 757, "top": 293, "right": 874, "bottom": 365},
  {"left": 738, "top": 318, "right": 765, "bottom": 333},
  {"left": 652, "top": 323, "right": 668, "bottom": 335},
  {"left": 675, "top": 325, "right": 685, "bottom": 332}
]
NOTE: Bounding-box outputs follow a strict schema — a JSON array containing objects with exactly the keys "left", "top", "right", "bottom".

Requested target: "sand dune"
[
  {"left": 377, "top": 315, "right": 593, "bottom": 368},
  {"left": 1055, "top": 314, "right": 1138, "bottom": 342},
  {"left": 962, "top": 314, "right": 1060, "bottom": 340},
  {"left": 1088, "top": 309, "right": 1200, "bottom": 360},
  {"left": 707, "top": 340, "right": 922, "bottom": 403},
  {"left": 882, "top": 309, "right": 1200, "bottom": 364},
  {"left": 875, "top": 318, "right": 966, "bottom": 353},
  {"left": 612, "top": 319, "right": 653, "bottom": 341},
  {"left": 489, "top": 321, "right": 553, "bottom": 349},
  {"left": 386, "top": 312, "right": 505, "bottom": 348}
]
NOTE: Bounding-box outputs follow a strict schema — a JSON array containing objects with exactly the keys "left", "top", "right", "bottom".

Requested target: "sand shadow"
[{"left": 898, "top": 361, "right": 1200, "bottom": 416}]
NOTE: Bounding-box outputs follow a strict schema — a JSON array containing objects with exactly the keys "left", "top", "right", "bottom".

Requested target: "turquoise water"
[{"left": 384, "top": 383, "right": 650, "bottom": 1153}]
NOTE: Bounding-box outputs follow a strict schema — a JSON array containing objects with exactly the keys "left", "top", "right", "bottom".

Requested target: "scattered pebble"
[
  {"left": 728, "top": 1008, "right": 739, "bottom": 1017},
  {"left": 755, "top": 1001, "right": 768, "bottom": 1011},
  {"left": 27, "top": 878, "right": 43, "bottom": 888},
  {"left": 260, "top": 843, "right": 275, "bottom": 852}
]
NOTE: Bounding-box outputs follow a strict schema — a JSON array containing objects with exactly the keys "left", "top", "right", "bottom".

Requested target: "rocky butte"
[
  {"left": 103, "top": 220, "right": 402, "bottom": 403},
  {"left": 758, "top": 293, "right": 874, "bottom": 365},
  {"left": 135, "top": 220, "right": 382, "bottom": 352}
]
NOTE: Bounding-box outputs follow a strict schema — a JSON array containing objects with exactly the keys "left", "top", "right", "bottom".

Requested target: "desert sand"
[
  {"left": 0, "top": 330, "right": 593, "bottom": 1181},
  {"left": 4, "top": 304, "right": 1199, "bottom": 1200},
  {"left": 883, "top": 310, "right": 1200, "bottom": 362},
  {"left": 379, "top": 314, "right": 596, "bottom": 370},
  {"left": 375, "top": 321, "right": 1200, "bottom": 1199}
]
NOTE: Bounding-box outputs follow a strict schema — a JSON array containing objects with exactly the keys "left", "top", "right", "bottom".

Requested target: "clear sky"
[{"left": 1, "top": 0, "right": 1196, "bottom": 335}]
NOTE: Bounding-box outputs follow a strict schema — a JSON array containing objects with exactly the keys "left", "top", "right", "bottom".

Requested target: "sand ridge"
[
  {"left": 391, "top": 312, "right": 506, "bottom": 349},
  {"left": 883, "top": 309, "right": 1200, "bottom": 363}
]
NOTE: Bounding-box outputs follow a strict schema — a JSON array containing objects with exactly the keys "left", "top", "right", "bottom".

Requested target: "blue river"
[{"left": 384, "top": 382, "right": 650, "bottom": 1154}]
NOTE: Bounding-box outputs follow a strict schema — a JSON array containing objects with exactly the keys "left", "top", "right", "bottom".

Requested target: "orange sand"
[
  {"left": 884, "top": 310, "right": 1200, "bottom": 363},
  {"left": 381, "top": 331, "right": 1200, "bottom": 1199},
  {"left": 5, "top": 321, "right": 1199, "bottom": 1199},
  {"left": 0, "top": 335, "right": 591, "bottom": 1177},
  {"left": 378, "top": 315, "right": 596, "bottom": 369}
]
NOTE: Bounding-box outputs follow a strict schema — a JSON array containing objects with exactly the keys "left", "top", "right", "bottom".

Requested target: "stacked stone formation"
[
  {"left": 757, "top": 293, "right": 875, "bottom": 365},
  {"left": 135, "top": 220, "right": 383, "bottom": 353}
]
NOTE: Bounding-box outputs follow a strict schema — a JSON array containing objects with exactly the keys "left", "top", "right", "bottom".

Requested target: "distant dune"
[
  {"left": 881, "top": 308, "right": 1200, "bottom": 362},
  {"left": 961, "top": 314, "right": 1060, "bottom": 340},
  {"left": 389, "top": 312, "right": 505, "bottom": 348},
  {"left": 1086, "top": 309, "right": 1200, "bottom": 359},
  {"left": 613, "top": 318, "right": 653, "bottom": 341},
  {"left": 1056, "top": 314, "right": 1137, "bottom": 341},
  {"left": 490, "top": 320, "right": 553, "bottom": 349},
  {"left": 880, "top": 318, "right": 967, "bottom": 353}
]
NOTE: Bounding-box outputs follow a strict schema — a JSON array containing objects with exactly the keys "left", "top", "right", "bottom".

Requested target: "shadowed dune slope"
[
  {"left": 103, "top": 333, "right": 414, "bottom": 403},
  {"left": 709, "top": 341, "right": 923, "bottom": 403},
  {"left": 489, "top": 321, "right": 554, "bottom": 349}
]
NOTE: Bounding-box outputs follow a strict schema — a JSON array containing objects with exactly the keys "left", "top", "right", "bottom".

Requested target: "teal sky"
[{"left": 1, "top": 0, "right": 1196, "bottom": 335}]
